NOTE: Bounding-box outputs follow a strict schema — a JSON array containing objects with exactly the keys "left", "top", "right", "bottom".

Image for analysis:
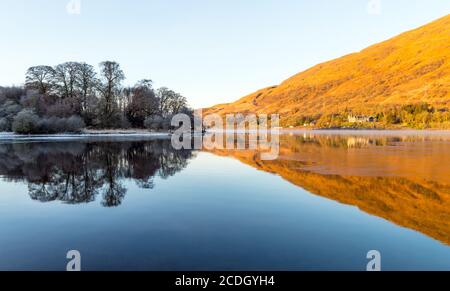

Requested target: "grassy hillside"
[{"left": 205, "top": 14, "right": 450, "bottom": 128}]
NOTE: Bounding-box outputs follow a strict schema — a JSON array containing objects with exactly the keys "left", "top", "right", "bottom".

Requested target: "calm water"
[{"left": 1, "top": 132, "right": 450, "bottom": 271}]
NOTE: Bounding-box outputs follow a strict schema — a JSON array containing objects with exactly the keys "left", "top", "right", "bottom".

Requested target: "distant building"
[
  {"left": 348, "top": 115, "right": 377, "bottom": 123},
  {"left": 303, "top": 122, "right": 316, "bottom": 127}
]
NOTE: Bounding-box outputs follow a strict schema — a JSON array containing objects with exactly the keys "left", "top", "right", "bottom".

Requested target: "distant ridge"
[{"left": 205, "top": 14, "right": 450, "bottom": 127}]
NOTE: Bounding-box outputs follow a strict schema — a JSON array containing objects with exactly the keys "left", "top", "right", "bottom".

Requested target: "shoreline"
[
  {"left": 279, "top": 128, "right": 450, "bottom": 136},
  {"left": 0, "top": 130, "right": 172, "bottom": 141},
  {"left": 3, "top": 128, "right": 450, "bottom": 140}
]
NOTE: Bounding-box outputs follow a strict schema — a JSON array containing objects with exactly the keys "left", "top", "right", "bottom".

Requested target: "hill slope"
[{"left": 205, "top": 14, "right": 450, "bottom": 127}]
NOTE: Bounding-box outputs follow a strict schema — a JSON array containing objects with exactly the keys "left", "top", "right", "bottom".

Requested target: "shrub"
[
  {"left": 65, "top": 116, "right": 85, "bottom": 133},
  {"left": 93, "top": 110, "right": 123, "bottom": 129},
  {"left": 0, "top": 86, "right": 25, "bottom": 103},
  {"left": 383, "top": 110, "right": 401, "bottom": 125},
  {"left": 12, "top": 111, "right": 86, "bottom": 134},
  {"left": 46, "top": 102, "right": 74, "bottom": 118},
  {"left": 0, "top": 100, "right": 22, "bottom": 132},
  {"left": 12, "top": 109, "right": 40, "bottom": 134},
  {"left": 39, "top": 115, "right": 85, "bottom": 133},
  {"left": 144, "top": 115, "right": 172, "bottom": 131},
  {"left": 0, "top": 118, "right": 9, "bottom": 132},
  {"left": 0, "top": 100, "right": 22, "bottom": 118},
  {"left": 144, "top": 115, "right": 164, "bottom": 130},
  {"left": 38, "top": 116, "right": 58, "bottom": 133},
  {"left": 316, "top": 114, "right": 347, "bottom": 128},
  {"left": 120, "top": 115, "right": 132, "bottom": 129}
]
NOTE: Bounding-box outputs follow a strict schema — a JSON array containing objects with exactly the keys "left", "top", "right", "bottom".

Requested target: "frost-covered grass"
[{"left": 83, "top": 128, "right": 169, "bottom": 135}]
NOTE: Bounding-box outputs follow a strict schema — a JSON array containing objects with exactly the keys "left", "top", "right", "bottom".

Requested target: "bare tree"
[
  {"left": 97, "top": 61, "right": 125, "bottom": 125},
  {"left": 125, "top": 79, "right": 159, "bottom": 127},
  {"left": 25, "top": 66, "right": 55, "bottom": 95},
  {"left": 53, "top": 62, "right": 79, "bottom": 99},
  {"left": 157, "top": 87, "right": 188, "bottom": 116},
  {"left": 75, "top": 63, "right": 98, "bottom": 114}
]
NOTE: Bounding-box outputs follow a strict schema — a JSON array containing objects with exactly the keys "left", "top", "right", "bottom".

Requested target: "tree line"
[
  {"left": 0, "top": 61, "right": 192, "bottom": 133},
  {"left": 292, "top": 103, "right": 450, "bottom": 129}
]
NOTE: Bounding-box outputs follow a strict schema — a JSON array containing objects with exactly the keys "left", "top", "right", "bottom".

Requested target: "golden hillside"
[{"left": 205, "top": 14, "right": 450, "bottom": 127}]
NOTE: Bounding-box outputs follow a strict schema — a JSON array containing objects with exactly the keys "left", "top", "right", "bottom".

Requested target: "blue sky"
[{"left": 0, "top": 0, "right": 449, "bottom": 108}]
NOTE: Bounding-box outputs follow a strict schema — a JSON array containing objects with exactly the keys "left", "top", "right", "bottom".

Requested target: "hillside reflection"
[
  {"left": 0, "top": 140, "right": 194, "bottom": 207},
  {"left": 209, "top": 133, "right": 450, "bottom": 245}
]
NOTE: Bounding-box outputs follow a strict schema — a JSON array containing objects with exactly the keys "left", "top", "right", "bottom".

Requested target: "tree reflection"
[{"left": 0, "top": 139, "right": 194, "bottom": 207}]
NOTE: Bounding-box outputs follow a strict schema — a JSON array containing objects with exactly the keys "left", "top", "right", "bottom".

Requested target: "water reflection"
[
  {"left": 2, "top": 132, "right": 450, "bottom": 246},
  {"left": 208, "top": 132, "right": 450, "bottom": 245},
  {"left": 0, "top": 139, "right": 194, "bottom": 207}
]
